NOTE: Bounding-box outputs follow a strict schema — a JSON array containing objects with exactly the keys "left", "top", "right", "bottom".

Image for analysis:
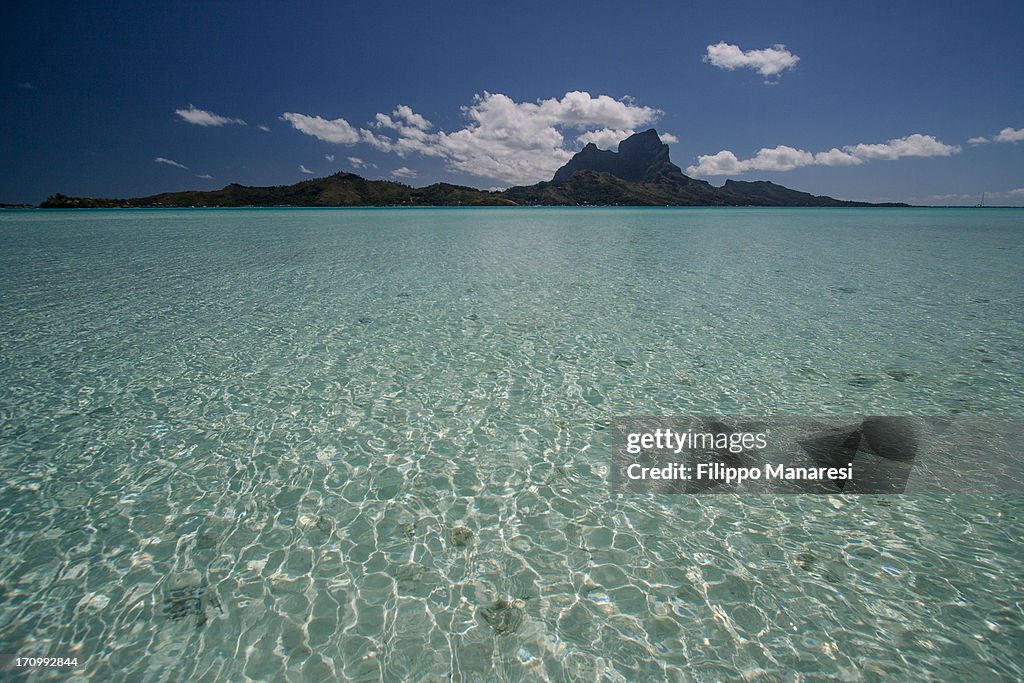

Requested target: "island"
[{"left": 39, "top": 130, "right": 908, "bottom": 208}]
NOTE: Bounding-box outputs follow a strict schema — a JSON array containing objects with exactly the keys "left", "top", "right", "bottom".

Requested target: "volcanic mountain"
[{"left": 39, "top": 130, "right": 906, "bottom": 208}]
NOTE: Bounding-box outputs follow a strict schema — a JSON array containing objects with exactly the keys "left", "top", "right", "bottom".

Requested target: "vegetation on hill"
[{"left": 39, "top": 130, "right": 908, "bottom": 208}]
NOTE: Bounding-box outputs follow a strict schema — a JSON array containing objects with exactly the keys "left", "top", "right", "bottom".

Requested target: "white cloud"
[
  {"left": 280, "top": 112, "right": 362, "bottom": 143},
  {"left": 842, "top": 134, "right": 960, "bottom": 160},
  {"left": 390, "top": 166, "right": 417, "bottom": 179},
  {"left": 154, "top": 157, "right": 187, "bottom": 169},
  {"left": 924, "top": 193, "right": 971, "bottom": 201},
  {"left": 704, "top": 41, "right": 800, "bottom": 79},
  {"left": 967, "top": 126, "right": 1023, "bottom": 145},
  {"left": 281, "top": 91, "right": 663, "bottom": 185},
  {"left": 258, "top": 124, "right": 270, "bottom": 132},
  {"left": 1009, "top": 188, "right": 1024, "bottom": 196},
  {"left": 299, "top": 164, "right": 314, "bottom": 174},
  {"left": 994, "top": 127, "right": 1024, "bottom": 143},
  {"left": 685, "top": 145, "right": 851, "bottom": 175},
  {"left": 574, "top": 128, "right": 676, "bottom": 149},
  {"left": 687, "top": 150, "right": 743, "bottom": 176},
  {"left": 575, "top": 128, "right": 635, "bottom": 150},
  {"left": 534, "top": 92, "right": 660, "bottom": 129},
  {"left": 325, "top": 154, "right": 335, "bottom": 162},
  {"left": 347, "top": 156, "right": 366, "bottom": 168},
  {"left": 376, "top": 105, "right": 433, "bottom": 134},
  {"left": 175, "top": 105, "right": 246, "bottom": 127},
  {"left": 688, "top": 133, "right": 960, "bottom": 176},
  {"left": 748, "top": 145, "right": 815, "bottom": 171},
  {"left": 280, "top": 111, "right": 393, "bottom": 149},
  {"left": 197, "top": 173, "right": 213, "bottom": 179},
  {"left": 813, "top": 148, "right": 864, "bottom": 166}
]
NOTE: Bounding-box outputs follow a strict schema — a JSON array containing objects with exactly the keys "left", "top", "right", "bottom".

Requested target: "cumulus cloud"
[
  {"left": 842, "top": 134, "right": 961, "bottom": 160},
  {"left": 258, "top": 124, "right": 270, "bottom": 132},
  {"left": 197, "top": 173, "right": 213, "bottom": 179},
  {"left": 575, "top": 128, "right": 635, "bottom": 150},
  {"left": 704, "top": 41, "right": 800, "bottom": 80},
  {"left": 347, "top": 156, "right": 366, "bottom": 168},
  {"left": 375, "top": 105, "right": 433, "bottom": 134},
  {"left": 1009, "top": 187, "right": 1024, "bottom": 196},
  {"left": 325, "top": 154, "right": 335, "bottom": 162},
  {"left": 280, "top": 112, "right": 362, "bottom": 143},
  {"left": 281, "top": 91, "right": 664, "bottom": 185},
  {"left": 968, "top": 126, "right": 1024, "bottom": 144},
  {"left": 749, "top": 146, "right": 814, "bottom": 171},
  {"left": 391, "top": 166, "right": 417, "bottom": 179},
  {"left": 995, "top": 127, "right": 1024, "bottom": 142},
  {"left": 688, "top": 150, "right": 743, "bottom": 176},
  {"left": 299, "top": 164, "right": 314, "bottom": 174},
  {"left": 687, "top": 134, "right": 960, "bottom": 176},
  {"left": 175, "top": 105, "right": 246, "bottom": 127},
  {"left": 813, "top": 148, "right": 863, "bottom": 166},
  {"left": 574, "top": 127, "right": 676, "bottom": 149},
  {"left": 154, "top": 157, "right": 187, "bottom": 169}
]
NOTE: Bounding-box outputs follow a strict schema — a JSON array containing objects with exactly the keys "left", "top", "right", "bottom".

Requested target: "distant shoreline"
[
  {"left": 27, "top": 132, "right": 921, "bottom": 210},
  {"left": 6, "top": 204, "right": 1024, "bottom": 210}
]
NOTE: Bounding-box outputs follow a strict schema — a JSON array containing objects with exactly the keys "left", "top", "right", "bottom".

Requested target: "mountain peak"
[
  {"left": 626, "top": 128, "right": 662, "bottom": 142},
  {"left": 552, "top": 128, "right": 685, "bottom": 185}
]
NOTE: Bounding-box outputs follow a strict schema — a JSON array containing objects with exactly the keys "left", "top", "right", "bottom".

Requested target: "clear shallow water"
[{"left": 0, "top": 207, "right": 1021, "bottom": 681}]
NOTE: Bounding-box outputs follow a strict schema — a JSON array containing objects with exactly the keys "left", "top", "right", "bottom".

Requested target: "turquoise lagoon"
[{"left": 0, "top": 208, "right": 1022, "bottom": 681}]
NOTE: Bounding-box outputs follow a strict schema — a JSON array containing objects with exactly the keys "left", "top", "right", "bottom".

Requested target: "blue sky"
[{"left": 3, "top": 0, "right": 1023, "bottom": 205}]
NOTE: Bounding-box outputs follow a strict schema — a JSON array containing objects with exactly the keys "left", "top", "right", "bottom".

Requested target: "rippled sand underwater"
[{"left": 1, "top": 208, "right": 1022, "bottom": 681}]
